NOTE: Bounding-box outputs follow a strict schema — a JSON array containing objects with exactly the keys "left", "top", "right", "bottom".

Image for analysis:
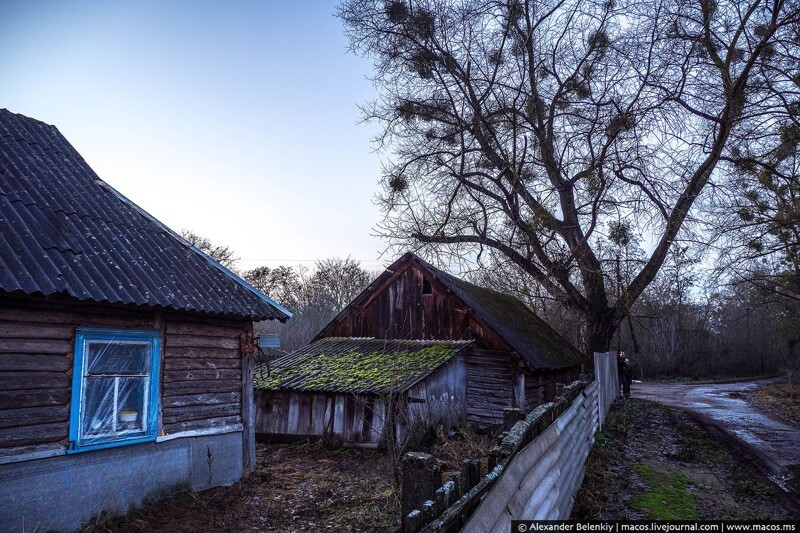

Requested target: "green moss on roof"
[{"left": 254, "top": 337, "right": 471, "bottom": 394}]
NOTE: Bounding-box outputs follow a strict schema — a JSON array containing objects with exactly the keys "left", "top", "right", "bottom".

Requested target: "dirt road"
[{"left": 635, "top": 380, "right": 800, "bottom": 492}]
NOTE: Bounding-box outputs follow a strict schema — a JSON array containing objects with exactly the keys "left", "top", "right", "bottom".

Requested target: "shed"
[
  {"left": 312, "top": 252, "right": 582, "bottom": 427},
  {"left": 254, "top": 337, "right": 471, "bottom": 447},
  {"left": 0, "top": 109, "right": 291, "bottom": 531}
]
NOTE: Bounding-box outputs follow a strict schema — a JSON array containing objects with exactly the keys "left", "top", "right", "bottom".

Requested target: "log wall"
[
  {"left": 162, "top": 318, "right": 246, "bottom": 435},
  {"left": 0, "top": 294, "right": 248, "bottom": 455},
  {"left": 465, "top": 349, "right": 519, "bottom": 427}
]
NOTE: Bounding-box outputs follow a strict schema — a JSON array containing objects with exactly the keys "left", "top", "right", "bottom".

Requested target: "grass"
[
  {"left": 631, "top": 463, "right": 698, "bottom": 520},
  {"left": 734, "top": 479, "right": 772, "bottom": 499},
  {"left": 672, "top": 420, "right": 733, "bottom": 464},
  {"left": 650, "top": 374, "right": 781, "bottom": 385},
  {"left": 750, "top": 380, "right": 800, "bottom": 426}
]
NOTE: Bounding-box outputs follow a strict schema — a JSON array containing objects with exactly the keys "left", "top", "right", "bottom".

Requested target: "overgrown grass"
[
  {"left": 734, "top": 479, "right": 772, "bottom": 499},
  {"left": 631, "top": 463, "right": 698, "bottom": 520},
  {"left": 750, "top": 380, "right": 800, "bottom": 426},
  {"left": 425, "top": 424, "right": 493, "bottom": 476}
]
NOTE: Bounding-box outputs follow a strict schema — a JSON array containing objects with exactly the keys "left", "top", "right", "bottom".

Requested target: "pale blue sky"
[{"left": 1, "top": 1, "right": 389, "bottom": 270}]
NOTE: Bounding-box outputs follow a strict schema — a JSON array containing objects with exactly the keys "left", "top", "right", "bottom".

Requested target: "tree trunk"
[{"left": 579, "top": 308, "right": 617, "bottom": 360}]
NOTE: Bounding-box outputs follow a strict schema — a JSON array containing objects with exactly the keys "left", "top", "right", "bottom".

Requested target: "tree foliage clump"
[{"left": 339, "top": 0, "right": 799, "bottom": 356}]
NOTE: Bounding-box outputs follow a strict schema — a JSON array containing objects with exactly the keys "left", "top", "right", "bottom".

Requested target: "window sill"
[{"left": 67, "top": 435, "right": 157, "bottom": 454}]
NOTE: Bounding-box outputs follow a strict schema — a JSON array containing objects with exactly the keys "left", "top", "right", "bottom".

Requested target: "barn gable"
[{"left": 314, "top": 252, "right": 582, "bottom": 369}]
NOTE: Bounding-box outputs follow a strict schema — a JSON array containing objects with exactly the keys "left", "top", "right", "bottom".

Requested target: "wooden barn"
[
  {"left": 254, "top": 337, "right": 472, "bottom": 447},
  {"left": 0, "top": 109, "right": 291, "bottom": 531},
  {"left": 311, "top": 253, "right": 583, "bottom": 427}
]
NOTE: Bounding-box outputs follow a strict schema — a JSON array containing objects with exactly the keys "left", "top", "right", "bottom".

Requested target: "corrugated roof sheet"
[
  {"left": 0, "top": 109, "right": 291, "bottom": 321},
  {"left": 254, "top": 337, "right": 472, "bottom": 394}
]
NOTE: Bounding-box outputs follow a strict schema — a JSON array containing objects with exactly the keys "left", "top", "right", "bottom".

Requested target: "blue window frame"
[{"left": 69, "top": 328, "right": 161, "bottom": 453}]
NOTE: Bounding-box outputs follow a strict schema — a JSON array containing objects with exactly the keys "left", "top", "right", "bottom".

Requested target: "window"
[
  {"left": 422, "top": 277, "right": 432, "bottom": 295},
  {"left": 69, "top": 328, "right": 160, "bottom": 452}
]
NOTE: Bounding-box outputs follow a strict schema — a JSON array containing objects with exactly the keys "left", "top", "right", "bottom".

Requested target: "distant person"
[
  {"left": 618, "top": 350, "right": 630, "bottom": 398},
  {"left": 623, "top": 357, "right": 632, "bottom": 398}
]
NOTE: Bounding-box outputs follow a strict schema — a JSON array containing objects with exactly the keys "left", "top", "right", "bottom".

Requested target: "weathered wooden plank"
[
  {"left": 163, "top": 369, "right": 241, "bottom": 382},
  {"left": 0, "top": 339, "right": 72, "bottom": 355},
  {"left": 166, "top": 336, "right": 239, "bottom": 350},
  {"left": 166, "top": 322, "right": 243, "bottom": 338},
  {"left": 0, "top": 388, "right": 70, "bottom": 408},
  {"left": 466, "top": 407, "right": 505, "bottom": 418},
  {"left": 164, "top": 357, "right": 241, "bottom": 370},
  {"left": 163, "top": 313, "right": 247, "bottom": 329},
  {"left": 242, "top": 343, "right": 256, "bottom": 475},
  {"left": 0, "top": 422, "right": 67, "bottom": 448},
  {"left": 0, "top": 305, "right": 155, "bottom": 328},
  {"left": 163, "top": 415, "right": 242, "bottom": 435},
  {"left": 0, "top": 405, "right": 70, "bottom": 429},
  {"left": 0, "top": 372, "right": 69, "bottom": 391},
  {"left": 287, "top": 394, "right": 300, "bottom": 435},
  {"left": 466, "top": 391, "right": 513, "bottom": 402},
  {"left": 162, "top": 403, "right": 241, "bottom": 424},
  {"left": 163, "top": 379, "right": 241, "bottom": 395},
  {"left": 311, "top": 394, "right": 327, "bottom": 435},
  {"left": 0, "top": 353, "right": 71, "bottom": 372},
  {"left": 467, "top": 376, "right": 514, "bottom": 387},
  {"left": 0, "top": 324, "right": 74, "bottom": 339},
  {"left": 162, "top": 391, "right": 241, "bottom": 408},
  {"left": 465, "top": 356, "right": 512, "bottom": 365},
  {"left": 165, "top": 346, "right": 240, "bottom": 359}
]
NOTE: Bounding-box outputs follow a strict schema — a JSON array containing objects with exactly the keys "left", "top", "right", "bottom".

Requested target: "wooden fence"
[{"left": 400, "top": 352, "right": 618, "bottom": 532}]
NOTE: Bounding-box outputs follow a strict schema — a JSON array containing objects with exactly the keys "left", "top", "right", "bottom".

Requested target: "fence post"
[
  {"left": 401, "top": 452, "right": 442, "bottom": 522},
  {"left": 502, "top": 408, "right": 525, "bottom": 431}
]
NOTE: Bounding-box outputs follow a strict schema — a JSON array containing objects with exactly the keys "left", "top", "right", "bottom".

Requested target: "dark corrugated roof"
[
  {"left": 254, "top": 337, "right": 472, "bottom": 394},
  {"left": 0, "top": 109, "right": 291, "bottom": 321}
]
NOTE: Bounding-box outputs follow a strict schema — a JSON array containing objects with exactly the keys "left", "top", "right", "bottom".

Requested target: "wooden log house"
[{"left": 0, "top": 109, "right": 291, "bottom": 531}]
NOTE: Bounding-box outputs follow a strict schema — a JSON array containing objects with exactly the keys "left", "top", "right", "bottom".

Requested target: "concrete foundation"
[{"left": 0, "top": 431, "right": 243, "bottom": 532}]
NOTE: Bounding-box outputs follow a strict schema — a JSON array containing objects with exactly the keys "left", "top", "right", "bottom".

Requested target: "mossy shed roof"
[{"left": 254, "top": 337, "right": 472, "bottom": 395}]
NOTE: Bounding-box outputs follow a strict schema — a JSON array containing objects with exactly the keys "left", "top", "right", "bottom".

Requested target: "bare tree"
[
  {"left": 338, "top": 0, "right": 799, "bottom": 357},
  {"left": 180, "top": 230, "right": 239, "bottom": 271},
  {"left": 242, "top": 265, "right": 301, "bottom": 310},
  {"left": 254, "top": 258, "right": 376, "bottom": 352}
]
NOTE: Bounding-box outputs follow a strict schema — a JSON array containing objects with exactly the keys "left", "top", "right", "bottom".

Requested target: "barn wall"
[
  {"left": 465, "top": 349, "right": 522, "bottom": 427},
  {"left": 255, "top": 357, "right": 469, "bottom": 447},
  {"left": 406, "top": 354, "right": 467, "bottom": 432},
  {"left": 255, "top": 390, "right": 388, "bottom": 445},
  {"left": 327, "top": 263, "right": 511, "bottom": 352}
]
